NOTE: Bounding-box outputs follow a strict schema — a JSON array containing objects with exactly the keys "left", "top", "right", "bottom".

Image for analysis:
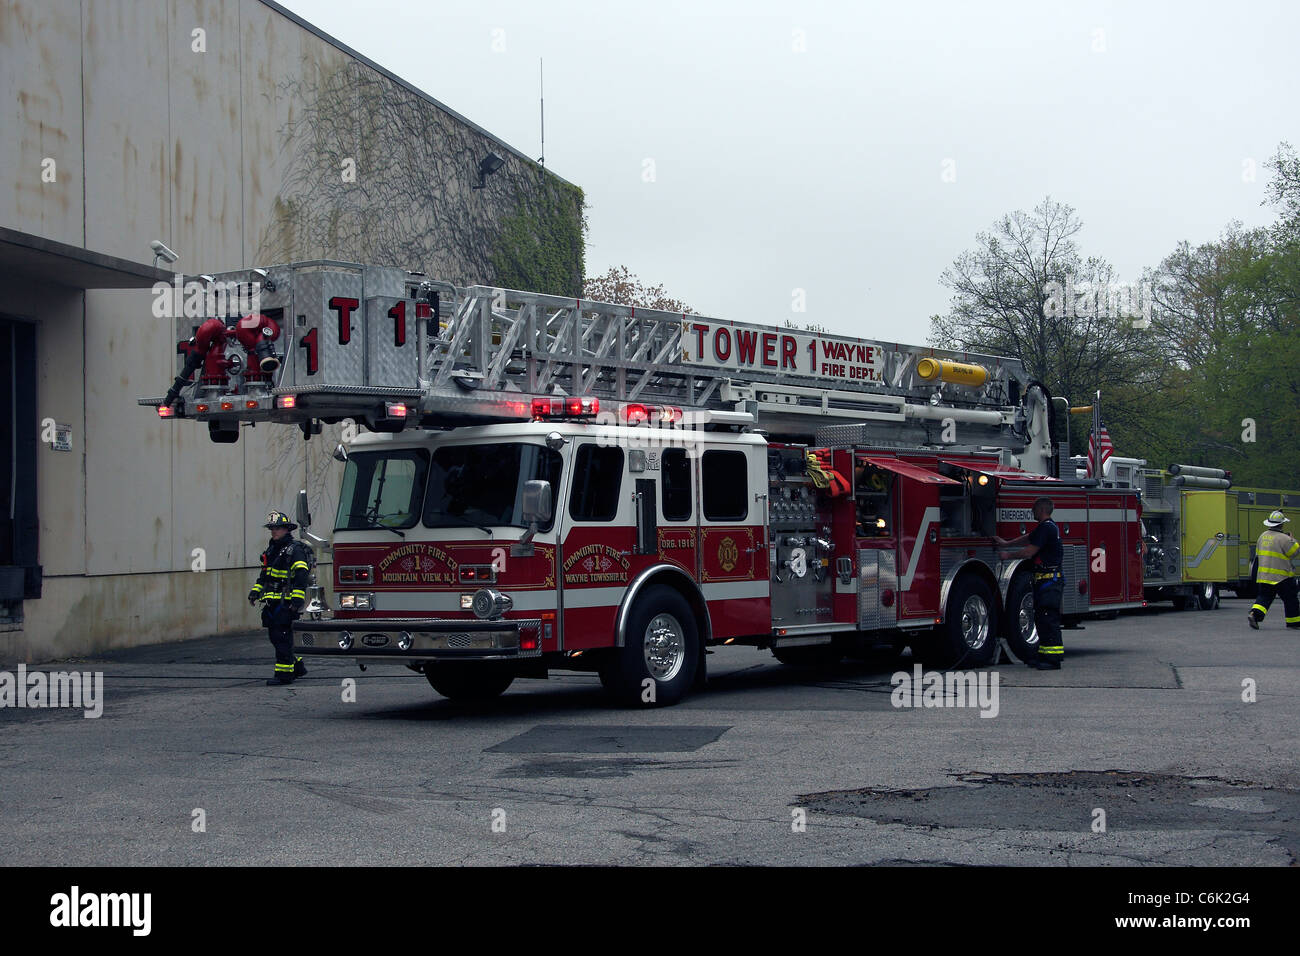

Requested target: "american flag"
[{"left": 1086, "top": 423, "right": 1114, "bottom": 478}]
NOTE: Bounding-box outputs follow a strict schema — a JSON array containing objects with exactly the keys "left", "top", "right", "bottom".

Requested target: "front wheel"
[
  {"left": 1195, "top": 582, "right": 1220, "bottom": 610},
  {"left": 424, "top": 662, "right": 515, "bottom": 702},
  {"left": 600, "top": 586, "right": 700, "bottom": 707}
]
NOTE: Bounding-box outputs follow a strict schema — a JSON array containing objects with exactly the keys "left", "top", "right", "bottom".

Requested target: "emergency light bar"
[{"left": 532, "top": 397, "right": 600, "bottom": 420}]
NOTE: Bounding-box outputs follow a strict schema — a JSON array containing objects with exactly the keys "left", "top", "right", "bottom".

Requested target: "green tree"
[{"left": 1140, "top": 143, "right": 1300, "bottom": 485}]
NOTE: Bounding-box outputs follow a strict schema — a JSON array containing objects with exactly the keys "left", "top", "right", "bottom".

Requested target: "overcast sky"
[{"left": 283, "top": 0, "right": 1298, "bottom": 342}]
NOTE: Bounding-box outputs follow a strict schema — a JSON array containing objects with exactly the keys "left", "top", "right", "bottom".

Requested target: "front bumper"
[{"left": 293, "top": 618, "right": 542, "bottom": 661}]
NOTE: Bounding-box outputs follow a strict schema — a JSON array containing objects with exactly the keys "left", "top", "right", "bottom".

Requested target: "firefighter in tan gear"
[
  {"left": 1248, "top": 511, "right": 1300, "bottom": 630},
  {"left": 249, "top": 512, "right": 313, "bottom": 684}
]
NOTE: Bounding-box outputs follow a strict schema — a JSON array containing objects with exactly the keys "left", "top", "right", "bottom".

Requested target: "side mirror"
[
  {"left": 296, "top": 489, "right": 312, "bottom": 529},
  {"left": 333, "top": 443, "right": 349, "bottom": 462},
  {"left": 521, "top": 480, "right": 553, "bottom": 525},
  {"left": 513, "top": 480, "right": 552, "bottom": 558}
]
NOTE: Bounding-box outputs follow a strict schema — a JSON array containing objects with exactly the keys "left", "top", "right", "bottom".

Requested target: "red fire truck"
[{"left": 145, "top": 261, "right": 1144, "bottom": 705}]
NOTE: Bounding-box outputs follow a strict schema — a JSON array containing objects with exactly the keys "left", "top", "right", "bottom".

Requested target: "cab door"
[
  {"left": 698, "top": 444, "right": 769, "bottom": 637},
  {"left": 654, "top": 446, "right": 699, "bottom": 579}
]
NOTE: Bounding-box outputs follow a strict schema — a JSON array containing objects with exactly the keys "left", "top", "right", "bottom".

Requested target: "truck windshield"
[
  {"left": 424, "top": 443, "right": 563, "bottom": 531},
  {"left": 335, "top": 449, "right": 429, "bottom": 531}
]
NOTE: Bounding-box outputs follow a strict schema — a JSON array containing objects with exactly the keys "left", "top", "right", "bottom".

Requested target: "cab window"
[{"left": 570, "top": 445, "right": 624, "bottom": 521}]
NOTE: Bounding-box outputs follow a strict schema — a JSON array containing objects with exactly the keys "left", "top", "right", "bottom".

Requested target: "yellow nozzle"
[{"left": 916, "top": 357, "right": 988, "bottom": 387}]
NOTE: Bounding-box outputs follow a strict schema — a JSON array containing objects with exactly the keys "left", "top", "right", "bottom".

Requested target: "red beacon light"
[
  {"left": 532, "top": 397, "right": 599, "bottom": 420},
  {"left": 618, "top": 403, "right": 683, "bottom": 425},
  {"left": 157, "top": 405, "right": 175, "bottom": 419}
]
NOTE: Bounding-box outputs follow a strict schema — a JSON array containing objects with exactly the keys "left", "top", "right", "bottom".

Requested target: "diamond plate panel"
[
  {"left": 858, "top": 548, "right": 897, "bottom": 630},
  {"left": 365, "top": 296, "right": 420, "bottom": 388},
  {"left": 288, "top": 270, "right": 366, "bottom": 389},
  {"left": 1063, "top": 544, "right": 1089, "bottom": 615}
]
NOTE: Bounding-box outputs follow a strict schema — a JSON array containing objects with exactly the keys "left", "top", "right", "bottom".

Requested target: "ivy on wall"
[
  {"left": 490, "top": 179, "right": 586, "bottom": 297},
  {"left": 262, "top": 59, "right": 585, "bottom": 296}
]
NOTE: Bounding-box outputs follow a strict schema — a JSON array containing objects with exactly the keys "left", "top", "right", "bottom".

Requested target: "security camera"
[{"left": 150, "top": 240, "right": 179, "bottom": 265}]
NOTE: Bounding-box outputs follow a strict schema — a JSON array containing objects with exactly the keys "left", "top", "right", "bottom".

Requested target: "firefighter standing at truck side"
[
  {"left": 249, "top": 512, "right": 313, "bottom": 685},
  {"left": 1248, "top": 511, "right": 1300, "bottom": 630},
  {"left": 996, "top": 497, "right": 1065, "bottom": 669}
]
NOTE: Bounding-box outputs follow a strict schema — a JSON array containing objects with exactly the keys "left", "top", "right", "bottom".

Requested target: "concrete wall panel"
[
  {"left": 0, "top": 0, "right": 85, "bottom": 245},
  {"left": 84, "top": 288, "right": 173, "bottom": 574},
  {"left": 81, "top": 0, "right": 171, "bottom": 263},
  {"left": 169, "top": 0, "right": 244, "bottom": 270}
]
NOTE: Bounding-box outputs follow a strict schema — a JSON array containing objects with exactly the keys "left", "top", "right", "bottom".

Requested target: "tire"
[
  {"left": 929, "top": 575, "right": 999, "bottom": 668},
  {"left": 424, "top": 662, "right": 515, "bottom": 702},
  {"left": 772, "top": 644, "right": 844, "bottom": 668},
  {"left": 600, "top": 586, "right": 699, "bottom": 706},
  {"left": 1002, "top": 572, "right": 1039, "bottom": 664},
  {"left": 1195, "top": 582, "right": 1220, "bottom": 610},
  {"left": 1171, "top": 593, "right": 1193, "bottom": 611}
]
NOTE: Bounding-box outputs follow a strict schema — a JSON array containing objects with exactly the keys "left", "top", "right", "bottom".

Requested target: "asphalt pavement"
[{"left": 1, "top": 598, "right": 1296, "bottom": 866}]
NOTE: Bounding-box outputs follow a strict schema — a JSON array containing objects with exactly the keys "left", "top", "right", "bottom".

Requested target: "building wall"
[{"left": 0, "top": 0, "right": 584, "bottom": 662}]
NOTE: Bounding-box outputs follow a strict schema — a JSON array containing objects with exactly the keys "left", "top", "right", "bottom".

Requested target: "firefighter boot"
[
  {"left": 1247, "top": 611, "right": 1260, "bottom": 630},
  {"left": 267, "top": 661, "right": 296, "bottom": 685}
]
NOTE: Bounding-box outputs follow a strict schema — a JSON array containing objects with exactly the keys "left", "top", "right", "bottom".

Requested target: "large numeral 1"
[
  {"left": 300, "top": 327, "right": 319, "bottom": 375},
  {"left": 388, "top": 300, "right": 406, "bottom": 347}
]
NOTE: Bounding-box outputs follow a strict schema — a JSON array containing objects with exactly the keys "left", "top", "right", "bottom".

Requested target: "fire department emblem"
[{"left": 717, "top": 536, "right": 739, "bottom": 573}]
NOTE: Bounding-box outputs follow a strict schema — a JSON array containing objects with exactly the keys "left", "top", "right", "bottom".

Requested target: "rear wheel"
[
  {"left": 1196, "top": 582, "right": 1220, "bottom": 610},
  {"left": 929, "top": 575, "right": 999, "bottom": 668},
  {"left": 424, "top": 662, "right": 515, "bottom": 702},
  {"left": 1003, "top": 572, "right": 1039, "bottom": 664},
  {"left": 600, "top": 586, "right": 699, "bottom": 706}
]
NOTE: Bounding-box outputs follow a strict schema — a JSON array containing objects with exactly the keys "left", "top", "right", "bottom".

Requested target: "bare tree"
[
  {"left": 583, "top": 265, "right": 694, "bottom": 313},
  {"left": 930, "top": 197, "right": 1158, "bottom": 452}
]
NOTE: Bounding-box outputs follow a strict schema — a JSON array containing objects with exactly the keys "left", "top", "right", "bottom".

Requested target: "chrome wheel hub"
[
  {"left": 1018, "top": 592, "right": 1039, "bottom": 647},
  {"left": 961, "top": 595, "right": 990, "bottom": 650},
  {"left": 644, "top": 614, "right": 686, "bottom": 682}
]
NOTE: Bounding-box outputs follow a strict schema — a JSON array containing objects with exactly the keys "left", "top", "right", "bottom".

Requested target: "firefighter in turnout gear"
[
  {"left": 250, "top": 512, "right": 313, "bottom": 684},
  {"left": 997, "top": 497, "right": 1065, "bottom": 669},
  {"left": 1248, "top": 511, "right": 1300, "bottom": 630}
]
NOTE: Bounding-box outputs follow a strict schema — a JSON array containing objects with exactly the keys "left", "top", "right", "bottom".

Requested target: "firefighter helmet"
[
  {"left": 1264, "top": 510, "right": 1290, "bottom": 528},
  {"left": 265, "top": 511, "right": 298, "bottom": 531}
]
